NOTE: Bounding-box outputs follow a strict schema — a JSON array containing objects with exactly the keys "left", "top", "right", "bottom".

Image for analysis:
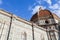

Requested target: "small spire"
[{"left": 39, "top": 7, "right": 43, "bottom": 10}]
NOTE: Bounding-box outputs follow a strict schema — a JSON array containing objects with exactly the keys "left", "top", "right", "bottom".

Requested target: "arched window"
[{"left": 21, "top": 32, "right": 27, "bottom": 40}]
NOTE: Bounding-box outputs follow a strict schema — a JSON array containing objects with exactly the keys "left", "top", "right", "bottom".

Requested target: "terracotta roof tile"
[{"left": 30, "top": 9, "right": 53, "bottom": 21}]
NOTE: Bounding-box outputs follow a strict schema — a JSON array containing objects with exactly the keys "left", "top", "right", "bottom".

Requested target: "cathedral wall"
[
  {"left": 8, "top": 17, "right": 33, "bottom": 40},
  {"left": 55, "top": 31, "right": 59, "bottom": 40},
  {"left": 0, "top": 10, "right": 54, "bottom": 40},
  {"left": 34, "top": 25, "right": 48, "bottom": 40},
  {"left": 0, "top": 13, "right": 11, "bottom": 40},
  {"left": 8, "top": 17, "right": 48, "bottom": 40}
]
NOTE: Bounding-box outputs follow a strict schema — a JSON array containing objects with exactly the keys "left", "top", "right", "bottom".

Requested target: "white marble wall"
[
  {"left": 34, "top": 26, "right": 48, "bottom": 40},
  {"left": 0, "top": 11, "right": 59, "bottom": 40},
  {"left": 55, "top": 31, "right": 59, "bottom": 40},
  {"left": 0, "top": 13, "right": 11, "bottom": 40},
  {"left": 9, "top": 18, "right": 33, "bottom": 40}
]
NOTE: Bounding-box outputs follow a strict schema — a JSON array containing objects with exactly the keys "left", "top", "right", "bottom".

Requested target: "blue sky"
[{"left": 0, "top": 0, "right": 60, "bottom": 21}]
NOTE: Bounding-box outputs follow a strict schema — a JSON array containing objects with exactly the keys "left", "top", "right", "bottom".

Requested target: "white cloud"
[
  {"left": 0, "top": 0, "right": 2, "bottom": 5},
  {"left": 49, "top": 1, "right": 60, "bottom": 17},
  {"left": 32, "top": 5, "right": 46, "bottom": 14},
  {"left": 35, "top": 0, "right": 41, "bottom": 5},
  {"left": 44, "top": 0, "right": 52, "bottom": 5},
  {"left": 35, "top": 0, "right": 52, "bottom": 5},
  {"left": 51, "top": 9, "right": 60, "bottom": 17},
  {"left": 28, "top": 0, "right": 52, "bottom": 15},
  {"left": 49, "top": 4, "right": 59, "bottom": 10},
  {"left": 32, "top": 6, "right": 40, "bottom": 14},
  {"left": 28, "top": 0, "right": 60, "bottom": 17}
]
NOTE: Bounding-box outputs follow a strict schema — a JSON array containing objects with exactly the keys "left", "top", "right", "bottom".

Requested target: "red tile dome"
[{"left": 30, "top": 9, "right": 53, "bottom": 21}]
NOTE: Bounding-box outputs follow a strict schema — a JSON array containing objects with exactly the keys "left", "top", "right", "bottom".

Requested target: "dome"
[{"left": 30, "top": 9, "right": 53, "bottom": 21}]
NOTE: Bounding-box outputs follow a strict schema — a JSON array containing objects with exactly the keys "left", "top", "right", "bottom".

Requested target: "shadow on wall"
[
  {"left": 58, "top": 21, "right": 60, "bottom": 40},
  {"left": 58, "top": 24, "right": 60, "bottom": 40}
]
